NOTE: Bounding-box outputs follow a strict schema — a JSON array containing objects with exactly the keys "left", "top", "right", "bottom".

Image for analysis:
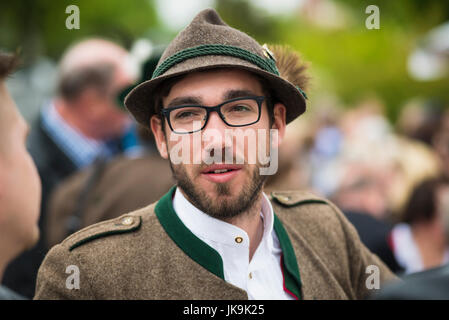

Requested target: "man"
[
  {"left": 3, "top": 38, "right": 138, "bottom": 298},
  {"left": 35, "top": 9, "right": 396, "bottom": 300},
  {"left": 43, "top": 51, "right": 173, "bottom": 248},
  {"left": 389, "top": 177, "right": 449, "bottom": 274},
  {"left": 374, "top": 180, "right": 449, "bottom": 299},
  {"left": 31, "top": 38, "right": 137, "bottom": 196},
  {"left": 0, "top": 51, "right": 41, "bottom": 299}
]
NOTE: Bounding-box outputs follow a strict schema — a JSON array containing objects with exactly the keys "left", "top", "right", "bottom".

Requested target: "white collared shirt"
[{"left": 173, "top": 188, "right": 294, "bottom": 300}]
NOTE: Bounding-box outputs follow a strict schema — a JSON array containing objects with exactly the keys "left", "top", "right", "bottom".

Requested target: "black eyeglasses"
[{"left": 161, "top": 96, "right": 265, "bottom": 134}]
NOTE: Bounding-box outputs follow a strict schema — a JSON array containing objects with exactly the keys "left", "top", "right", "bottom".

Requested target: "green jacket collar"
[{"left": 155, "top": 186, "right": 302, "bottom": 299}]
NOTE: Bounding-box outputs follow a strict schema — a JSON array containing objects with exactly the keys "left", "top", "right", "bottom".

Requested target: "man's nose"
[
  {"left": 204, "top": 109, "right": 228, "bottom": 132},
  {"left": 202, "top": 110, "right": 233, "bottom": 159}
]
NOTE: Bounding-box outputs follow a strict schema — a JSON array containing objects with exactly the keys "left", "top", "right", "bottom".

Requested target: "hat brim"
[{"left": 124, "top": 55, "right": 306, "bottom": 128}]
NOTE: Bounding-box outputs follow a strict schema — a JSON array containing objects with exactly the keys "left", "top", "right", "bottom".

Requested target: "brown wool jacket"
[
  {"left": 46, "top": 154, "right": 173, "bottom": 248},
  {"left": 34, "top": 187, "right": 397, "bottom": 300}
]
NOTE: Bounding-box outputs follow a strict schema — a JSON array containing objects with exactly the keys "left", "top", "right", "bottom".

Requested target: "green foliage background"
[{"left": 1, "top": 0, "right": 448, "bottom": 121}]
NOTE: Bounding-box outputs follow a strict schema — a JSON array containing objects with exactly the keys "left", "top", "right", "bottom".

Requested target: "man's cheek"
[
  {"left": 179, "top": 163, "right": 197, "bottom": 180},
  {"left": 167, "top": 133, "right": 194, "bottom": 165},
  {"left": 228, "top": 128, "right": 257, "bottom": 165},
  {"left": 258, "top": 129, "right": 279, "bottom": 176}
]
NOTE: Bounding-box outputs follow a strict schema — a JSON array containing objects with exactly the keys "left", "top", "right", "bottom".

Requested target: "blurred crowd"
[
  {"left": 1, "top": 34, "right": 449, "bottom": 299},
  {"left": 266, "top": 92, "right": 449, "bottom": 275}
]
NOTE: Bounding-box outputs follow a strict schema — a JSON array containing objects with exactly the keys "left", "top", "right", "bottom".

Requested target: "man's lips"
[
  {"left": 200, "top": 164, "right": 243, "bottom": 183},
  {"left": 201, "top": 164, "right": 243, "bottom": 174}
]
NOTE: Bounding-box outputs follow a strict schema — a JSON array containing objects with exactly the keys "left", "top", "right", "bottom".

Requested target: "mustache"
[{"left": 200, "top": 145, "right": 245, "bottom": 165}]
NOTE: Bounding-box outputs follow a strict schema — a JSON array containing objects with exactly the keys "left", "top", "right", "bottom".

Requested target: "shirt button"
[
  {"left": 235, "top": 236, "right": 243, "bottom": 244},
  {"left": 249, "top": 272, "right": 253, "bottom": 279}
]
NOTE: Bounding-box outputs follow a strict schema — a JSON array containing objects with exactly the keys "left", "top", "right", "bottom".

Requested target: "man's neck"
[
  {"left": 177, "top": 187, "right": 266, "bottom": 261},
  {"left": 412, "top": 224, "right": 446, "bottom": 269}
]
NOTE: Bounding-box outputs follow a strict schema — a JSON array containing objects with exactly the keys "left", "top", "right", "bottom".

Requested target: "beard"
[{"left": 170, "top": 161, "right": 267, "bottom": 220}]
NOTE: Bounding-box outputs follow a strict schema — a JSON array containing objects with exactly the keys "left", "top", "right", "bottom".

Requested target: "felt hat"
[{"left": 125, "top": 8, "right": 307, "bottom": 128}]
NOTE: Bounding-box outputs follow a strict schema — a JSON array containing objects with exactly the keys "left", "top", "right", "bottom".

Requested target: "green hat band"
[{"left": 152, "top": 44, "right": 280, "bottom": 79}]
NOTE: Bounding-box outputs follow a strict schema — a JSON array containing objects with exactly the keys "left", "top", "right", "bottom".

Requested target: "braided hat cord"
[{"left": 152, "top": 44, "right": 280, "bottom": 79}]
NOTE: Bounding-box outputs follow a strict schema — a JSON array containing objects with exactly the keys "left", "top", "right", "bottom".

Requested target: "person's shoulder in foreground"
[
  {"left": 34, "top": 186, "right": 396, "bottom": 300},
  {"left": 0, "top": 50, "right": 41, "bottom": 299},
  {"left": 373, "top": 263, "right": 449, "bottom": 300}
]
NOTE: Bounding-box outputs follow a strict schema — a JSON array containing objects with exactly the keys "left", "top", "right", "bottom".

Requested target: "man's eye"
[
  {"left": 230, "top": 105, "right": 251, "bottom": 112},
  {"left": 175, "top": 111, "right": 199, "bottom": 119}
]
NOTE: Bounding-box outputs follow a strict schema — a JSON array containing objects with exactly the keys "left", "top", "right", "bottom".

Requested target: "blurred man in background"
[
  {"left": 31, "top": 38, "right": 138, "bottom": 197},
  {"left": 2, "top": 38, "right": 138, "bottom": 298},
  {"left": 43, "top": 50, "right": 174, "bottom": 248},
  {"left": 374, "top": 178, "right": 449, "bottom": 299},
  {"left": 0, "top": 51, "right": 41, "bottom": 300},
  {"left": 389, "top": 177, "right": 449, "bottom": 274}
]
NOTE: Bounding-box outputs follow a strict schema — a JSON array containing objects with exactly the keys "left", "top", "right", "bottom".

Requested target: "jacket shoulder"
[
  {"left": 270, "top": 190, "right": 329, "bottom": 207},
  {"left": 60, "top": 204, "right": 154, "bottom": 252},
  {"left": 269, "top": 189, "right": 343, "bottom": 227}
]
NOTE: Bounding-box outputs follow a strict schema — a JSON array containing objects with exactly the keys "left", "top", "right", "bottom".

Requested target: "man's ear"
[
  {"left": 150, "top": 115, "right": 168, "bottom": 159},
  {"left": 271, "top": 103, "right": 287, "bottom": 147}
]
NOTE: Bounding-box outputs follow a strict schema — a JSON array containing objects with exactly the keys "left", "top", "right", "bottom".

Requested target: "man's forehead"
[{"left": 164, "top": 68, "right": 264, "bottom": 103}]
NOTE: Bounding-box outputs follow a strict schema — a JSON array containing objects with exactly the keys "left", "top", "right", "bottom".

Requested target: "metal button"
[
  {"left": 235, "top": 236, "right": 243, "bottom": 244},
  {"left": 121, "top": 217, "right": 134, "bottom": 226},
  {"left": 277, "top": 195, "right": 291, "bottom": 203}
]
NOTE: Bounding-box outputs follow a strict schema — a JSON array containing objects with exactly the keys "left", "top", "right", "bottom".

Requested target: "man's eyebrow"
[
  {"left": 165, "top": 96, "right": 202, "bottom": 108},
  {"left": 164, "top": 89, "right": 259, "bottom": 108},
  {"left": 223, "top": 89, "right": 259, "bottom": 100}
]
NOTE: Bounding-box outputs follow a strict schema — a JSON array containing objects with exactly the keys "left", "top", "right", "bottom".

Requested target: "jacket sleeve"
[
  {"left": 331, "top": 204, "right": 399, "bottom": 299},
  {"left": 33, "top": 244, "right": 95, "bottom": 300}
]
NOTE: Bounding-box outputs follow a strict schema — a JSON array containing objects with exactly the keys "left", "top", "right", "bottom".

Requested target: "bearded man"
[{"left": 35, "top": 9, "right": 396, "bottom": 300}]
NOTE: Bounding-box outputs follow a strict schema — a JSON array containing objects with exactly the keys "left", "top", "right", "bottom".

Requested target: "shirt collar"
[
  {"left": 173, "top": 187, "right": 275, "bottom": 251},
  {"left": 155, "top": 186, "right": 303, "bottom": 298}
]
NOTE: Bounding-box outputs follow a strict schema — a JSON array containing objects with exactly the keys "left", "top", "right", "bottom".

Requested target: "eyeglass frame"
[{"left": 160, "top": 96, "right": 266, "bottom": 134}]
